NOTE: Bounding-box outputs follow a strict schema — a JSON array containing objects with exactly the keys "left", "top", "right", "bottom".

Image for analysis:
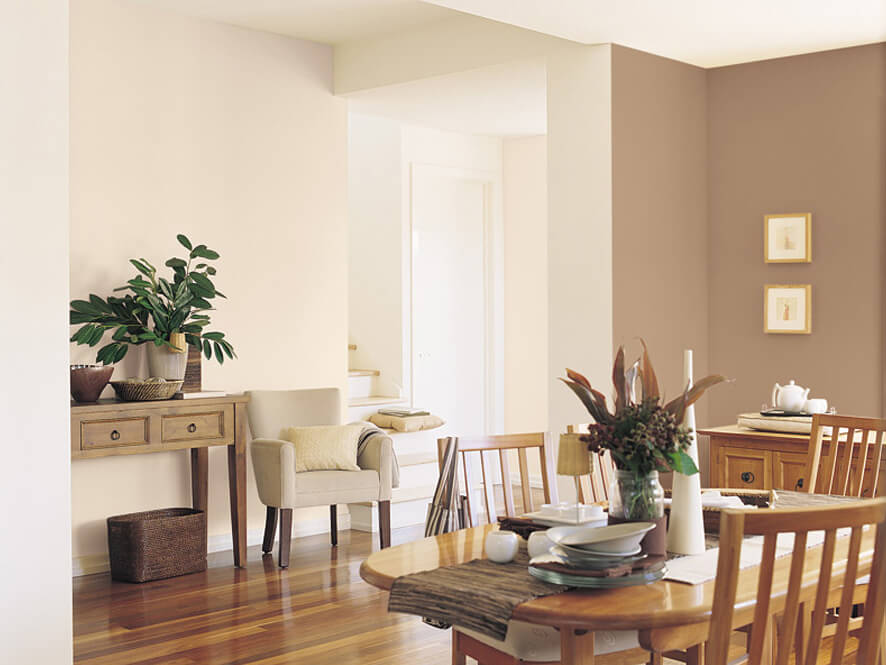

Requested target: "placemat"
[{"left": 388, "top": 546, "right": 566, "bottom": 641}]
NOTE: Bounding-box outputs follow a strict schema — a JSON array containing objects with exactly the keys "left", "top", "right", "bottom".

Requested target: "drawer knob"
[
  {"left": 741, "top": 471, "right": 755, "bottom": 484},
  {"left": 795, "top": 478, "right": 804, "bottom": 490},
  {"left": 110, "top": 429, "right": 120, "bottom": 441},
  {"left": 187, "top": 423, "right": 197, "bottom": 433}
]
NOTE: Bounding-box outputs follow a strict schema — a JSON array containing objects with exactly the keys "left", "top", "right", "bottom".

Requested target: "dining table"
[{"left": 359, "top": 504, "right": 877, "bottom": 665}]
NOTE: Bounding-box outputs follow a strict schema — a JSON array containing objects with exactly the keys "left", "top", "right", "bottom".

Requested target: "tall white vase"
[
  {"left": 666, "top": 349, "right": 706, "bottom": 555},
  {"left": 145, "top": 333, "right": 188, "bottom": 380}
]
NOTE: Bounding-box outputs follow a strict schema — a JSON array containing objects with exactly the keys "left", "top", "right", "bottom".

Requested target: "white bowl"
[
  {"left": 485, "top": 530, "right": 519, "bottom": 563},
  {"left": 547, "top": 522, "right": 656, "bottom": 554}
]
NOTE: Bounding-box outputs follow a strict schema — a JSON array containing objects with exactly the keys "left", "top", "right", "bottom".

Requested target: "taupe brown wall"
[
  {"left": 706, "top": 43, "right": 886, "bottom": 425},
  {"left": 611, "top": 45, "right": 711, "bottom": 482}
]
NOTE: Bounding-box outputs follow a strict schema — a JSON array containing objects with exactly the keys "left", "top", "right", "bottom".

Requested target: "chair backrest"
[
  {"left": 566, "top": 424, "right": 614, "bottom": 504},
  {"left": 245, "top": 388, "right": 341, "bottom": 440},
  {"left": 436, "top": 433, "right": 558, "bottom": 527},
  {"left": 804, "top": 414, "right": 886, "bottom": 497},
  {"left": 708, "top": 499, "right": 886, "bottom": 665}
]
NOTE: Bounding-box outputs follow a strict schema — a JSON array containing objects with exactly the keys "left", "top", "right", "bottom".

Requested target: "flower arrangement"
[{"left": 562, "top": 340, "right": 728, "bottom": 519}]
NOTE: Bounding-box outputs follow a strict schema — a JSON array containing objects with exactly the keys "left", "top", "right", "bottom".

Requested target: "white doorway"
[{"left": 410, "top": 164, "right": 493, "bottom": 436}]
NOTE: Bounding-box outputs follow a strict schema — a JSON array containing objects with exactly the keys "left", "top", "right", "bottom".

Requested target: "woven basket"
[
  {"left": 107, "top": 508, "right": 206, "bottom": 583},
  {"left": 110, "top": 380, "right": 183, "bottom": 401}
]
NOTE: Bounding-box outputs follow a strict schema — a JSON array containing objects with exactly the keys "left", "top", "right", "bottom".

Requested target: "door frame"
[{"left": 406, "top": 162, "right": 503, "bottom": 435}]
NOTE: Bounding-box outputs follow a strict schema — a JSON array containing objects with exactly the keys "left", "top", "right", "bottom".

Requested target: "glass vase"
[{"left": 609, "top": 470, "right": 664, "bottom": 522}]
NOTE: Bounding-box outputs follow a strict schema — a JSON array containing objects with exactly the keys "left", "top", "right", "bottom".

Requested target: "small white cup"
[
  {"left": 803, "top": 398, "right": 828, "bottom": 415},
  {"left": 485, "top": 530, "right": 519, "bottom": 564},
  {"left": 527, "top": 531, "right": 554, "bottom": 558}
]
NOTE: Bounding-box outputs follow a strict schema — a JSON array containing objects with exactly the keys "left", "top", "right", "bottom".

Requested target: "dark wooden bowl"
[{"left": 70, "top": 364, "right": 114, "bottom": 403}]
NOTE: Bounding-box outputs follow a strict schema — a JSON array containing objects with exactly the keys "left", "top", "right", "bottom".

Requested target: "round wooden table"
[{"left": 360, "top": 522, "right": 870, "bottom": 665}]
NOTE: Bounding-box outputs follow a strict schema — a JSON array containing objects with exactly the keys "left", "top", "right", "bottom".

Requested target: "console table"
[
  {"left": 700, "top": 424, "right": 886, "bottom": 495},
  {"left": 71, "top": 394, "right": 249, "bottom": 567}
]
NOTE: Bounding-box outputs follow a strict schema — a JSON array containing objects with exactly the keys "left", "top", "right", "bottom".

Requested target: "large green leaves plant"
[{"left": 70, "top": 234, "right": 236, "bottom": 365}]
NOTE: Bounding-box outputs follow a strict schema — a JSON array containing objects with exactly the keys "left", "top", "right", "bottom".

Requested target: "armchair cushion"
[{"left": 283, "top": 425, "right": 363, "bottom": 472}]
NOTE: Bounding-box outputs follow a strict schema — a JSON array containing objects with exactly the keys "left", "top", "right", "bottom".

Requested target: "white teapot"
[{"left": 771, "top": 380, "right": 810, "bottom": 412}]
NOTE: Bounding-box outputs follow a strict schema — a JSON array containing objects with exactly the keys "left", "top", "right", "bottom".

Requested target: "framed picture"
[
  {"left": 764, "top": 284, "right": 811, "bottom": 334},
  {"left": 764, "top": 213, "right": 811, "bottom": 263}
]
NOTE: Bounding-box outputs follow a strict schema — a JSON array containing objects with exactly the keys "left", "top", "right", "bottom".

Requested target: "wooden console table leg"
[
  {"left": 228, "top": 403, "right": 248, "bottom": 567},
  {"left": 561, "top": 629, "right": 595, "bottom": 664},
  {"left": 190, "top": 447, "right": 209, "bottom": 513}
]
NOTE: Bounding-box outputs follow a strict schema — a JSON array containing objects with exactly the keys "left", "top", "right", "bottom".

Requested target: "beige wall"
[
  {"left": 611, "top": 45, "right": 710, "bottom": 422},
  {"left": 707, "top": 43, "right": 886, "bottom": 425},
  {"left": 503, "top": 136, "right": 549, "bottom": 433},
  {"left": 1, "top": 0, "right": 72, "bottom": 660},
  {"left": 69, "top": 0, "right": 348, "bottom": 569}
]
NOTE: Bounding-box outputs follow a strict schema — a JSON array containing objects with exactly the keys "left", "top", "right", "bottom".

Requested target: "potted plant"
[
  {"left": 561, "top": 341, "right": 727, "bottom": 553},
  {"left": 70, "top": 234, "right": 235, "bottom": 380}
]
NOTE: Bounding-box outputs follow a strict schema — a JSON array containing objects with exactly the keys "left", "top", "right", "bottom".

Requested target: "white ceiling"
[
  {"left": 132, "top": 0, "right": 454, "bottom": 45},
  {"left": 424, "top": 0, "right": 886, "bottom": 67},
  {"left": 348, "top": 59, "right": 547, "bottom": 137}
]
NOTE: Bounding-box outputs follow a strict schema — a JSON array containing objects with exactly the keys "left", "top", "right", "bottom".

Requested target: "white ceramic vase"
[{"left": 145, "top": 333, "right": 188, "bottom": 380}]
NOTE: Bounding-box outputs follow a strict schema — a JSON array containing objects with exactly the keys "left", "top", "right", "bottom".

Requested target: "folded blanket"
[{"left": 352, "top": 422, "right": 400, "bottom": 488}]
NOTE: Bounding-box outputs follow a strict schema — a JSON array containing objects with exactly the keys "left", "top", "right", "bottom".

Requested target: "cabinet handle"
[
  {"left": 110, "top": 430, "right": 120, "bottom": 441},
  {"left": 741, "top": 471, "right": 755, "bottom": 484},
  {"left": 795, "top": 478, "right": 804, "bottom": 490},
  {"left": 187, "top": 423, "right": 197, "bottom": 433}
]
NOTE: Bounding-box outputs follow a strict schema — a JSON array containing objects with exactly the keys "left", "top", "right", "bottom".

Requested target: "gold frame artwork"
[
  {"left": 764, "top": 284, "right": 812, "bottom": 334},
  {"left": 764, "top": 213, "right": 812, "bottom": 263}
]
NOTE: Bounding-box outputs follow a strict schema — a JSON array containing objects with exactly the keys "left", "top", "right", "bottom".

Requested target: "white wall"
[
  {"left": 0, "top": 0, "right": 72, "bottom": 661},
  {"left": 348, "top": 113, "right": 405, "bottom": 396},
  {"left": 546, "top": 45, "right": 614, "bottom": 433},
  {"left": 69, "top": 0, "right": 348, "bottom": 571},
  {"left": 503, "top": 136, "right": 549, "bottom": 433}
]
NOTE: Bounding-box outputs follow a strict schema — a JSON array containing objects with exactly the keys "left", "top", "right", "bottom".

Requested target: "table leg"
[
  {"left": 228, "top": 403, "right": 248, "bottom": 567},
  {"left": 190, "top": 447, "right": 208, "bottom": 513},
  {"left": 560, "top": 629, "right": 595, "bottom": 664}
]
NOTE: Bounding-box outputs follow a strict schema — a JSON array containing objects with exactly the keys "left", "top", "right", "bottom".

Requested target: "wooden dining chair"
[
  {"left": 566, "top": 424, "right": 614, "bottom": 504},
  {"left": 804, "top": 414, "right": 886, "bottom": 497},
  {"left": 436, "top": 432, "right": 560, "bottom": 526},
  {"left": 708, "top": 499, "right": 886, "bottom": 665},
  {"left": 438, "top": 432, "right": 656, "bottom": 665}
]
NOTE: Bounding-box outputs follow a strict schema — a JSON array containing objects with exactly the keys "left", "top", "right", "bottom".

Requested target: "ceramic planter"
[{"left": 146, "top": 332, "right": 188, "bottom": 380}]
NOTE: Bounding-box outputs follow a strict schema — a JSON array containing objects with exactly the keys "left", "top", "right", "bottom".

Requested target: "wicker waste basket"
[{"left": 107, "top": 508, "right": 207, "bottom": 583}]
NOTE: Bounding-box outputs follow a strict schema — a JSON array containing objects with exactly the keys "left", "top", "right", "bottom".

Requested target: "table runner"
[{"left": 388, "top": 546, "right": 566, "bottom": 641}]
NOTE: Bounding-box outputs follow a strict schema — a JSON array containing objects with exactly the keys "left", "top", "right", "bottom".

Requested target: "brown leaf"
[
  {"left": 566, "top": 367, "right": 592, "bottom": 391},
  {"left": 560, "top": 379, "right": 610, "bottom": 424},
  {"left": 640, "top": 338, "right": 660, "bottom": 402},
  {"left": 684, "top": 375, "right": 731, "bottom": 408},
  {"left": 612, "top": 345, "right": 626, "bottom": 415}
]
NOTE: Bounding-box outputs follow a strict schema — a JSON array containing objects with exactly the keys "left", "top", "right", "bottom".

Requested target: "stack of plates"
[{"left": 529, "top": 523, "right": 666, "bottom": 588}]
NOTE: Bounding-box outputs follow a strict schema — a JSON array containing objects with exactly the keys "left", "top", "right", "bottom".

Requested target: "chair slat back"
[
  {"left": 567, "top": 424, "right": 614, "bottom": 503},
  {"left": 804, "top": 414, "right": 886, "bottom": 497},
  {"left": 708, "top": 499, "right": 886, "bottom": 665},
  {"left": 436, "top": 433, "right": 558, "bottom": 527}
]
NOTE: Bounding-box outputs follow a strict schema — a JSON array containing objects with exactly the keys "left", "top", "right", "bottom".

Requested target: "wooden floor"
[{"left": 73, "top": 524, "right": 851, "bottom": 665}]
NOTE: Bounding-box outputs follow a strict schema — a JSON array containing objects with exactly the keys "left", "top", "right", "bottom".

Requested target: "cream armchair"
[{"left": 246, "top": 388, "right": 394, "bottom": 568}]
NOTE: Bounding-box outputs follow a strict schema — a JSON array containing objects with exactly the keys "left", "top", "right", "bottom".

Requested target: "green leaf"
[
  {"left": 70, "top": 299, "right": 99, "bottom": 315},
  {"left": 165, "top": 258, "right": 187, "bottom": 269},
  {"left": 177, "top": 234, "right": 193, "bottom": 251},
  {"left": 190, "top": 272, "right": 215, "bottom": 293},
  {"left": 206, "top": 266, "right": 217, "bottom": 276},
  {"left": 213, "top": 342, "right": 224, "bottom": 364},
  {"left": 113, "top": 344, "right": 128, "bottom": 363},
  {"left": 669, "top": 449, "right": 699, "bottom": 476},
  {"left": 202, "top": 331, "right": 224, "bottom": 341},
  {"left": 129, "top": 259, "right": 153, "bottom": 278},
  {"left": 70, "top": 311, "right": 94, "bottom": 325},
  {"left": 203, "top": 339, "right": 212, "bottom": 359}
]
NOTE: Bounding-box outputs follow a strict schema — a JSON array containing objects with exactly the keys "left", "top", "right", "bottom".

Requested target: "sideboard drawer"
[
  {"left": 718, "top": 446, "right": 770, "bottom": 489},
  {"left": 81, "top": 417, "right": 150, "bottom": 450},
  {"left": 161, "top": 406, "right": 233, "bottom": 444}
]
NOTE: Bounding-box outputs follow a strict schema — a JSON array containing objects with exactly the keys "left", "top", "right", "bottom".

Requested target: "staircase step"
[
  {"left": 397, "top": 451, "right": 439, "bottom": 467},
  {"left": 348, "top": 395, "right": 407, "bottom": 407},
  {"left": 348, "top": 369, "right": 380, "bottom": 377}
]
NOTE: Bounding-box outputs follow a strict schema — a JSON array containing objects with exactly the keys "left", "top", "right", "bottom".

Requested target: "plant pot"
[
  {"left": 145, "top": 333, "right": 188, "bottom": 381},
  {"left": 70, "top": 364, "right": 114, "bottom": 402},
  {"left": 609, "top": 470, "right": 666, "bottom": 556}
]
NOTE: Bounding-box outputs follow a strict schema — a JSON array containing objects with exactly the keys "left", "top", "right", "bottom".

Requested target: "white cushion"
[
  {"left": 283, "top": 425, "right": 363, "bottom": 472},
  {"left": 457, "top": 621, "right": 640, "bottom": 661},
  {"left": 294, "top": 469, "right": 380, "bottom": 506}
]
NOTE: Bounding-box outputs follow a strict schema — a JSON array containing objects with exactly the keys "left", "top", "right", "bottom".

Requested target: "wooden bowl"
[{"left": 70, "top": 364, "right": 114, "bottom": 403}]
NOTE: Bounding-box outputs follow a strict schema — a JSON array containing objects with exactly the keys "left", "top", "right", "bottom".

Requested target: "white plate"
[
  {"left": 522, "top": 510, "right": 608, "bottom": 528},
  {"left": 547, "top": 522, "right": 656, "bottom": 554}
]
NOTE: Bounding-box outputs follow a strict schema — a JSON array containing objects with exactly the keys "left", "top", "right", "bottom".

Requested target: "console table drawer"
[
  {"left": 161, "top": 406, "right": 233, "bottom": 444},
  {"left": 81, "top": 417, "right": 150, "bottom": 450}
]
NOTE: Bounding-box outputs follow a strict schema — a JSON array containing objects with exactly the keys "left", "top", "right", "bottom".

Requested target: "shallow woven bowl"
[{"left": 111, "top": 380, "right": 183, "bottom": 402}]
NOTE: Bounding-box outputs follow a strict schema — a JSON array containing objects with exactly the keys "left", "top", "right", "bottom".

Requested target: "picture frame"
[
  {"left": 764, "top": 213, "right": 811, "bottom": 263},
  {"left": 764, "top": 284, "right": 811, "bottom": 334}
]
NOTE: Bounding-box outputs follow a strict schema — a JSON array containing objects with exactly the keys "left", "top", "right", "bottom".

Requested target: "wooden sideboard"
[
  {"left": 700, "top": 424, "right": 886, "bottom": 495},
  {"left": 71, "top": 395, "right": 249, "bottom": 567}
]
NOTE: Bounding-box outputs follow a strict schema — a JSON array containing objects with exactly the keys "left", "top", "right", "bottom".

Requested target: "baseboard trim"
[{"left": 72, "top": 512, "right": 352, "bottom": 577}]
